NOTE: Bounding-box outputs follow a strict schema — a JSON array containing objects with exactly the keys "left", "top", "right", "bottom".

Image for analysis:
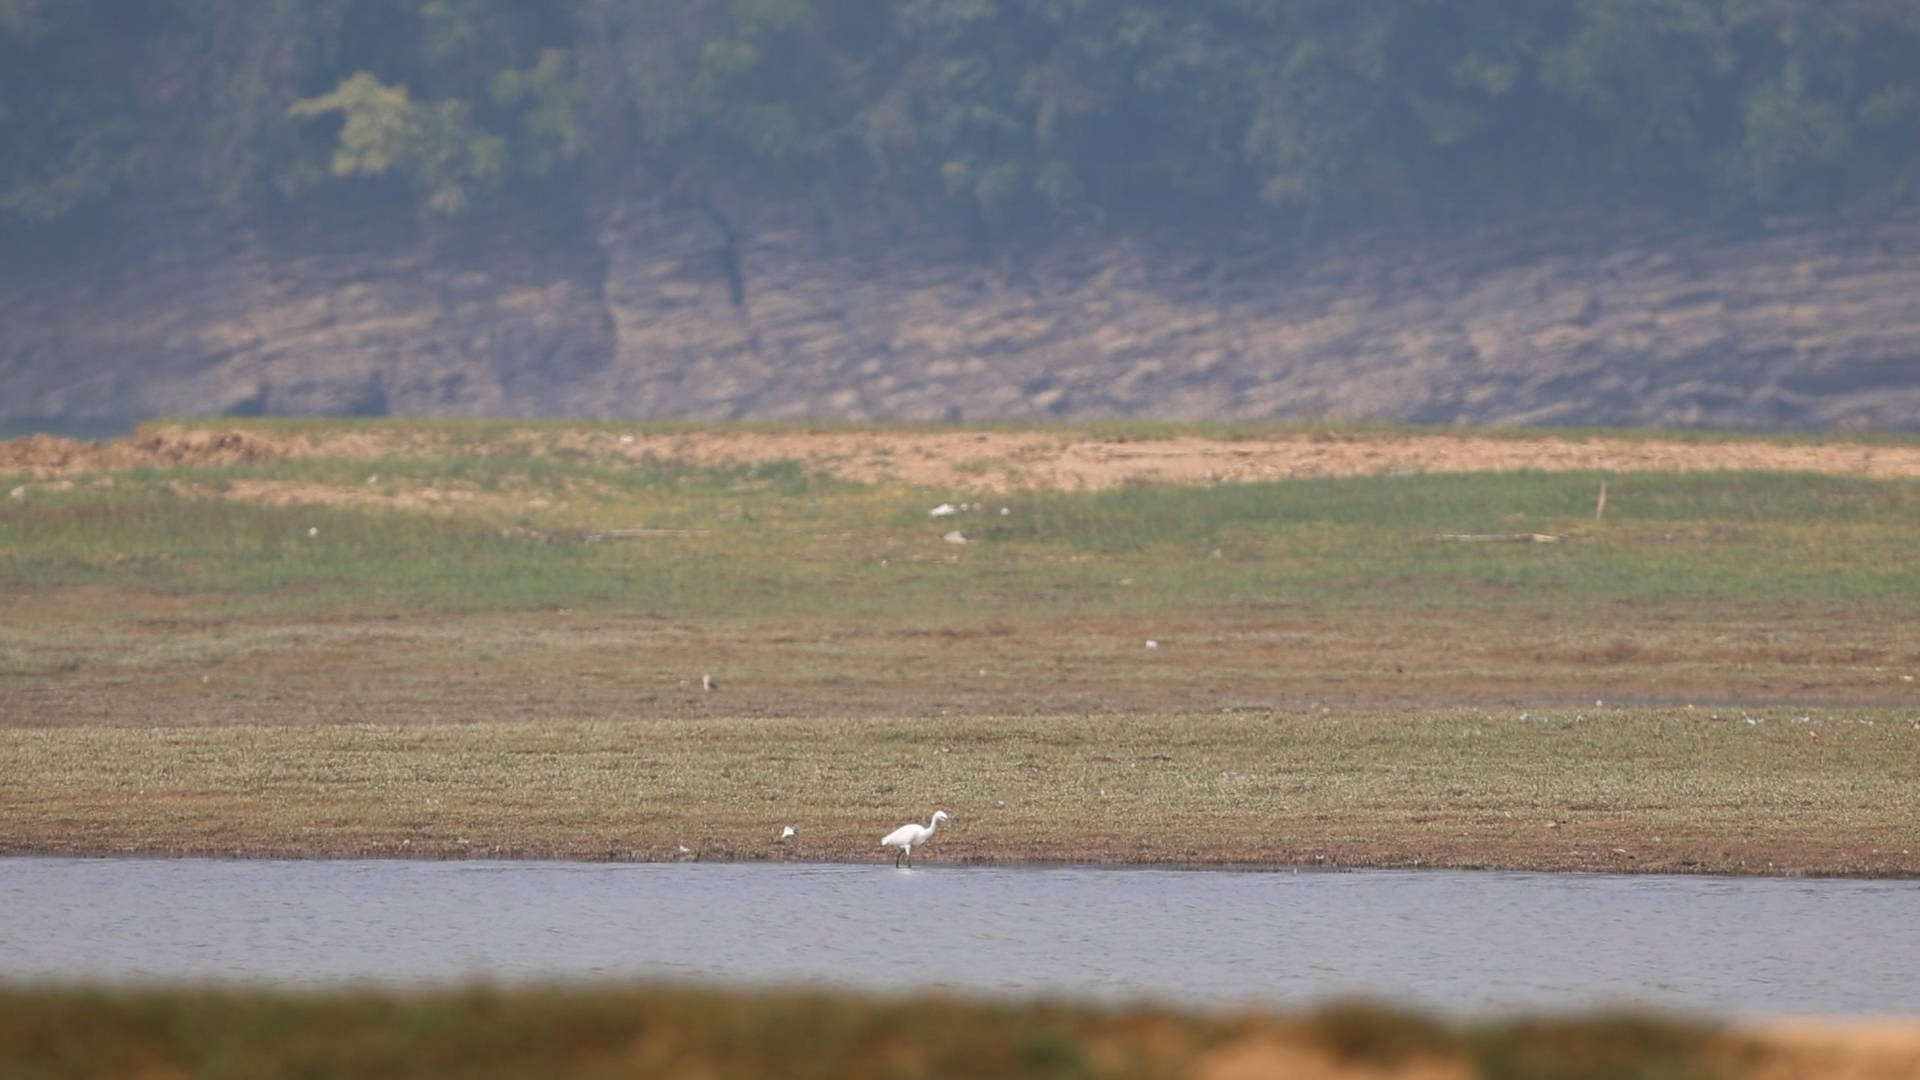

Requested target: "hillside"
[
  {"left": 7, "top": 1, "right": 1920, "bottom": 431},
  {"left": 5, "top": 196, "right": 1920, "bottom": 430}
]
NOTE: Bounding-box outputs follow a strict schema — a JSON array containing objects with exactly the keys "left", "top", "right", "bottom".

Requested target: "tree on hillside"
[
  {"left": 3, "top": 0, "right": 1916, "bottom": 231},
  {"left": 0, "top": 0, "right": 137, "bottom": 221}
]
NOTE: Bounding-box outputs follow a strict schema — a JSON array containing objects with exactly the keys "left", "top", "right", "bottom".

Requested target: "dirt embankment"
[
  {"left": 8, "top": 424, "right": 1920, "bottom": 491},
  {"left": 7, "top": 197, "right": 1920, "bottom": 431}
]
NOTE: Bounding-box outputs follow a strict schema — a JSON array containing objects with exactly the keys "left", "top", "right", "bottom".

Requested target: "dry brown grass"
[
  {"left": 7, "top": 590, "right": 1917, "bottom": 729},
  {"left": 10, "top": 421, "right": 1920, "bottom": 490},
  {"left": 4, "top": 705, "right": 1914, "bottom": 873}
]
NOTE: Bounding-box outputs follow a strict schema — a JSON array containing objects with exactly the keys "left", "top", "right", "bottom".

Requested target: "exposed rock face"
[{"left": 3, "top": 193, "right": 1917, "bottom": 430}]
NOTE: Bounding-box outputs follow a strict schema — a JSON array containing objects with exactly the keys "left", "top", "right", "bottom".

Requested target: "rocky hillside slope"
[{"left": 4, "top": 194, "right": 1918, "bottom": 430}]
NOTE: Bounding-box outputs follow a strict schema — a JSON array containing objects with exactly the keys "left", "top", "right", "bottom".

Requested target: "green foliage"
[
  {"left": 289, "top": 71, "right": 506, "bottom": 213},
  {"left": 490, "top": 47, "right": 587, "bottom": 176},
  {"left": 4, "top": 0, "right": 1918, "bottom": 226},
  {"left": 0, "top": 86, "right": 134, "bottom": 221},
  {"left": 0, "top": 0, "right": 136, "bottom": 221},
  {"left": 176, "top": 0, "right": 356, "bottom": 209}
]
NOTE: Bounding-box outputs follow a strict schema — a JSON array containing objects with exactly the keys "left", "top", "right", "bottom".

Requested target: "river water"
[{"left": 2, "top": 857, "right": 1913, "bottom": 1017}]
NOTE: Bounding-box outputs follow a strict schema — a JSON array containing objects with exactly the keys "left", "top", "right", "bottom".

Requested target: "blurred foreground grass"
[{"left": 0, "top": 984, "right": 1770, "bottom": 1080}]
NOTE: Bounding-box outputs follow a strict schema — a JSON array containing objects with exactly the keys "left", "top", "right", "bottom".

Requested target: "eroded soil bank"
[{"left": 9, "top": 423, "right": 1920, "bottom": 488}]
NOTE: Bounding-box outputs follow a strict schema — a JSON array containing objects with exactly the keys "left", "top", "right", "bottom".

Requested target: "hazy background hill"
[{"left": 5, "top": 0, "right": 1919, "bottom": 430}]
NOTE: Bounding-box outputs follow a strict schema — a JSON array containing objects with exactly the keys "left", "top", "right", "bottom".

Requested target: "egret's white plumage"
[{"left": 881, "top": 810, "right": 948, "bottom": 867}]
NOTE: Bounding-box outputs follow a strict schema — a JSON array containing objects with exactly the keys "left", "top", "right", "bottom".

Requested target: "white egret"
[
  {"left": 779, "top": 825, "right": 796, "bottom": 841},
  {"left": 881, "top": 810, "right": 948, "bottom": 868}
]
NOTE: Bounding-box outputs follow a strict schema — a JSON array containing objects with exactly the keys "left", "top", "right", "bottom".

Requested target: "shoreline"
[
  {"left": 4, "top": 847, "right": 1914, "bottom": 881},
  {"left": 6, "top": 705, "right": 1916, "bottom": 881}
]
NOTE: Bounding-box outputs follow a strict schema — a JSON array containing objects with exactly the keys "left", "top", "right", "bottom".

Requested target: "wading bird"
[{"left": 881, "top": 811, "right": 948, "bottom": 868}]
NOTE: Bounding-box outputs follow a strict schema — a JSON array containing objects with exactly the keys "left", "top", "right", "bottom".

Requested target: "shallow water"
[{"left": 2, "top": 857, "right": 1914, "bottom": 1017}]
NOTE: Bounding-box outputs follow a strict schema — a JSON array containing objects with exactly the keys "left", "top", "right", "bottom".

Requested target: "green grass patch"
[{"left": 5, "top": 466, "right": 1919, "bottom": 618}]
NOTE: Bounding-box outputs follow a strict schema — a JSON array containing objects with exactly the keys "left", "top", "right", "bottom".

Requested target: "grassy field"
[
  {"left": 3, "top": 708, "right": 1915, "bottom": 873},
  {"left": 3, "top": 420, "right": 1919, "bottom": 873}
]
